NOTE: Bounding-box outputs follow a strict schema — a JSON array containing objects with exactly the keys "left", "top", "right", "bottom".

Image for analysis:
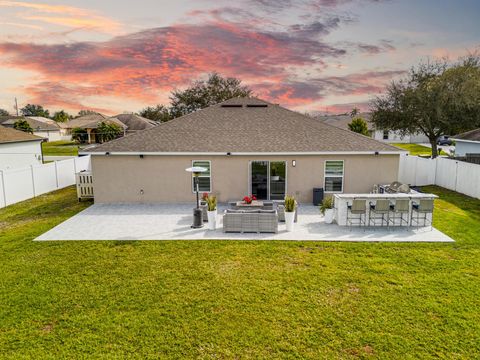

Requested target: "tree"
[
  {"left": 77, "top": 110, "right": 98, "bottom": 117},
  {"left": 0, "top": 108, "right": 9, "bottom": 116},
  {"left": 371, "top": 55, "right": 480, "bottom": 158},
  {"left": 139, "top": 105, "right": 171, "bottom": 122},
  {"left": 96, "top": 122, "right": 123, "bottom": 143},
  {"left": 348, "top": 117, "right": 370, "bottom": 136},
  {"left": 20, "top": 104, "right": 49, "bottom": 117},
  {"left": 71, "top": 128, "right": 88, "bottom": 143},
  {"left": 169, "top": 72, "right": 252, "bottom": 117},
  {"left": 350, "top": 107, "right": 360, "bottom": 118},
  {"left": 13, "top": 119, "right": 33, "bottom": 133},
  {"left": 52, "top": 110, "right": 71, "bottom": 123}
]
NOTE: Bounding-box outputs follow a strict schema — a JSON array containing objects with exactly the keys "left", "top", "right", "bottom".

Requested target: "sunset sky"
[{"left": 0, "top": 0, "right": 479, "bottom": 115}]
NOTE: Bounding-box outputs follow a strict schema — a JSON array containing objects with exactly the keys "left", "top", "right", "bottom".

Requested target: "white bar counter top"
[{"left": 334, "top": 192, "right": 437, "bottom": 226}]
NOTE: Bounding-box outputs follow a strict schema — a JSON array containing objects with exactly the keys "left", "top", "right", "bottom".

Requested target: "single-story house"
[
  {"left": 113, "top": 113, "right": 158, "bottom": 134},
  {"left": 0, "top": 126, "right": 44, "bottom": 169},
  {"left": 0, "top": 116, "right": 66, "bottom": 142},
  {"left": 319, "top": 113, "right": 429, "bottom": 144},
  {"left": 82, "top": 98, "right": 404, "bottom": 204},
  {"left": 453, "top": 128, "right": 480, "bottom": 156},
  {"left": 63, "top": 113, "right": 127, "bottom": 143}
]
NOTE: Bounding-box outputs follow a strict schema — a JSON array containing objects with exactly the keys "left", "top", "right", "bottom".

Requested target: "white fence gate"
[
  {"left": 398, "top": 154, "right": 480, "bottom": 199},
  {"left": 0, "top": 156, "right": 91, "bottom": 208}
]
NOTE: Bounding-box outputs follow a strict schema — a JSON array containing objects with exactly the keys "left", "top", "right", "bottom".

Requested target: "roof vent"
[
  {"left": 246, "top": 104, "right": 268, "bottom": 108},
  {"left": 221, "top": 104, "right": 243, "bottom": 108}
]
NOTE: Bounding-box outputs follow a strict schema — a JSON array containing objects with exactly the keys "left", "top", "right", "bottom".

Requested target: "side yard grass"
[
  {"left": 42, "top": 140, "right": 79, "bottom": 156},
  {"left": 392, "top": 143, "right": 448, "bottom": 156},
  {"left": 0, "top": 186, "right": 479, "bottom": 358}
]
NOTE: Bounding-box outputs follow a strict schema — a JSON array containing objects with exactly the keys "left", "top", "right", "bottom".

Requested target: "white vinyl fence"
[
  {"left": 0, "top": 156, "right": 91, "bottom": 208},
  {"left": 398, "top": 154, "right": 480, "bottom": 199}
]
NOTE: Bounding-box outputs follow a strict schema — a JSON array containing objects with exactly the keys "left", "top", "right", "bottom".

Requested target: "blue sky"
[{"left": 0, "top": 0, "right": 478, "bottom": 115}]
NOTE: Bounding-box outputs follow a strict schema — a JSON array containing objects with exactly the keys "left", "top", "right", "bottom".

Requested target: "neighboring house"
[
  {"left": 114, "top": 113, "right": 158, "bottom": 134},
  {"left": 453, "top": 128, "right": 480, "bottom": 156},
  {"left": 82, "top": 98, "right": 403, "bottom": 204},
  {"left": 0, "top": 126, "right": 44, "bottom": 169},
  {"left": 63, "top": 113, "right": 127, "bottom": 143},
  {"left": 0, "top": 116, "right": 66, "bottom": 142},
  {"left": 318, "top": 113, "right": 429, "bottom": 144}
]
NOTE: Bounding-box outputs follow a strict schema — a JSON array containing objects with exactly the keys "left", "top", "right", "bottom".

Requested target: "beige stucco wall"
[{"left": 91, "top": 154, "right": 399, "bottom": 204}]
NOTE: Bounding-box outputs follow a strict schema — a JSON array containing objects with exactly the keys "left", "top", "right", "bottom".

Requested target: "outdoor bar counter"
[{"left": 334, "top": 192, "right": 438, "bottom": 226}]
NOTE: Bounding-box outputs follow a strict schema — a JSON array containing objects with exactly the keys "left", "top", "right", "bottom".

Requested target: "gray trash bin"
[{"left": 313, "top": 188, "right": 324, "bottom": 206}]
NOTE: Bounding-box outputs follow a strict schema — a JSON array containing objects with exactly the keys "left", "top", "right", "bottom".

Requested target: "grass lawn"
[
  {"left": 42, "top": 140, "right": 79, "bottom": 156},
  {"left": 392, "top": 143, "right": 448, "bottom": 157},
  {"left": 1, "top": 186, "right": 479, "bottom": 358}
]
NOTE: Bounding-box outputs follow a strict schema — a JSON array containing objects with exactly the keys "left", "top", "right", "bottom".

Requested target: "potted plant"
[
  {"left": 201, "top": 192, "right": 209, "bottom": 205},
  {"left": 242, "top": 195, "right": 257, "bottom": 204},
  {"left": 284, "top": 195, "right": 296, "bottom": 231},
  {"left": 320, "top": 197, "right": 334, "bottom": 224},
  {"left": 206, "top": 195, "right": 217, "bottom": 230}
]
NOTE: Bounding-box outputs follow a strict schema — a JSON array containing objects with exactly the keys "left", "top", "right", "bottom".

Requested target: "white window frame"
[
  {"left": 191, "top": 160, "right": 211, "bottom": 193},
  {"left": 324, "top": 160, "right": 344, "bottom": 194},
  {"left": 383, "top": 130, "right": 389, "bottom": 140}
]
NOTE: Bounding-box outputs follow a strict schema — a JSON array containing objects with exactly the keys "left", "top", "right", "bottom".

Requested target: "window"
[
  {"left": 324, "top": 160, "right": 344, "bottom": 193},
  {"left": 383, "top": 130, "right": 389, "bottom": 140},
  {"left": 192, "top": 160, "right": 211, "bottom": 192}
]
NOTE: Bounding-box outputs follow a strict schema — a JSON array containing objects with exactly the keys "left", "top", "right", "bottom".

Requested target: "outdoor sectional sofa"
[{"left": 223, "top": 209, "right": 278, "bottom": 233}]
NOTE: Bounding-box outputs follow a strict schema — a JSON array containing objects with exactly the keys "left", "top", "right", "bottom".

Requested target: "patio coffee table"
[{"left": 235, "top": 200, "right": 265, "bottom": 209}]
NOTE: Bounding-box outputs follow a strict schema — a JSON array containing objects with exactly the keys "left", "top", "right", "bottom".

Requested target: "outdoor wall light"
[
  {"left": 226, "top": 152, "right": 231, "bottom": 156},
  {"left": 374, "top": 151, "right": 379, "bottom": 156},
  {"left": 140, "top": 189, "right": 144, "bottom": 195},
  {"left": 292, "top": 160, "right": 296, "bottom": 167},
  {"left": 139, "top": 154, "right": 144, "bottom": 159},
  {"left": 105, "top": 152, "right": 110, "bottom": 156}
]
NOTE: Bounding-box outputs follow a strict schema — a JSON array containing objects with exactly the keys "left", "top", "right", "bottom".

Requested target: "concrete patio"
[{"left": 35, "top": 203, "right": 454, "bottom": 242}]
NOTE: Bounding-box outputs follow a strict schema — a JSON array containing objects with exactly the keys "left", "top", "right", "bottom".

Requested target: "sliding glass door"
[{"left": 250, "top": 161, "right": 286, "bottom": 200}]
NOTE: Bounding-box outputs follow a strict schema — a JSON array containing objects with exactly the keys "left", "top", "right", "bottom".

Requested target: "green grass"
[
  {"left": 42, "top": 140, "right": 79, "bottom": 156},
  {"left": 0, "top": 186, "right": 479, "bottom": 358},
  {"left": 392, "top": 143, "right": 448, "bottom": 156}
]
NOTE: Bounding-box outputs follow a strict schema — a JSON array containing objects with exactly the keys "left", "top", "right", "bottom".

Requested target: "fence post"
[
  {"left": 54, "top": 161, "right": 59, "bottom": 188},
  {"left": 30, "top": 165, "right": 36, "bottom": 197},
  {"left": 0, "top": 170, "right": 6, "bottom": 208}
]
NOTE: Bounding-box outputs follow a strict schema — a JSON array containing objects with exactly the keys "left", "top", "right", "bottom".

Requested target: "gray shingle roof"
[
  {"left": 114, "top": 114, "right": 157, "bottom": 131},
  {"left": 0, "top": 125, "right": 44, "bottom": 143},
  {"left": 84, "top": 98, "right": 401, "bottom": 154},
  {"left": 453, "top": 128, "right": 480, "bottom": 142},
  {"left": 64, "top": 114, "right": 126, "bottom": 130},
  {"left": 1, "top": 117, "right": 59, "bottom": 131},
  {"left": 316, "top": 113, "right": 373, "bottom": 131}
]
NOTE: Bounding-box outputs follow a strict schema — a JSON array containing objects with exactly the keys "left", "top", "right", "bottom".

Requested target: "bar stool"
[
  {"left": 389, "top": 199, "right": 410, "bottom": 226},
  {"left": 369, "top": 199, "right": 390, "bottom": 227},
  {"left": 347, "top": 199, "right": 367, "bottom": 227},
  {"left": 411, "top": 199, "right": 434, "bottom": 229}
]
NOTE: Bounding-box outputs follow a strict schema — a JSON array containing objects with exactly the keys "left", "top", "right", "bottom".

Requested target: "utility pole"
[{"left": 14, "top": 98, "right": 19, "bottom": 116}]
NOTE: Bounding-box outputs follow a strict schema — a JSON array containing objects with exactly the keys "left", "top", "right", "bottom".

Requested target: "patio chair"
[
  {"left": 368, "top": 199, "right": 390, "bottom": 227},
  {"left": 411, "top": 199, "right": 434, "bottom": 228},
  {"left": 389, "top": 199, "right": 410, "bottom": 226},
  {"left": 347, "top": 199, "right": 366, "bottom": 227}
]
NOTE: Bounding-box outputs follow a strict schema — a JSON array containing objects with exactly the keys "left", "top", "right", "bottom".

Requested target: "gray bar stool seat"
[
  {"left": 369, "top": 199, "right": 390, "bottom": 227},
  {"left": 347, "top": 199, "right": 367, "bottom": 227},
  {"left": 411, "top": 199, "right": 434, "bottom": 228},
  {"left": 389, "top": 199, "right": 409, "bottom": 226}
]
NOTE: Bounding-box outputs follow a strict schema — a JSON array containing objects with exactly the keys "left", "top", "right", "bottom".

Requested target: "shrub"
[{"left": 284, "top": 195, "right": 296, "bottom": 212}]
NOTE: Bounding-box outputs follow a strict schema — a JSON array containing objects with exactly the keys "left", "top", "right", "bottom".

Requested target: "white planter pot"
[
  {"left": 324, "top": 209, "right": 334, "bottom": 224},
  {"left": 207, "top": 210, "right": 217, "bottom": 230},
  {"left": 285, "top": 211, "right": 295, "bottom": 232}
]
